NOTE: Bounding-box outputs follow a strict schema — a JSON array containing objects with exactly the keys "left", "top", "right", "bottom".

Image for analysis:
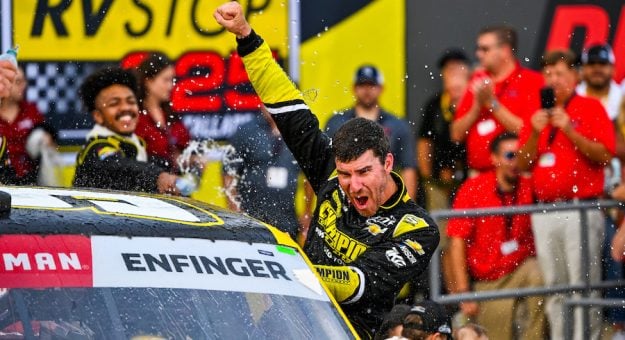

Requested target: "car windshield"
[
  {"left": 0, "top": 287, "right": 353, "bottom": 339},
  {"left": 0, "top": 234, "right": 355, "bottom": 339}
]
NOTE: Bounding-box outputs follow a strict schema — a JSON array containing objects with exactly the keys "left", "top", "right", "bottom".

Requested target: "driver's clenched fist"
[{"left": 214, "top": 1, "right": 252, "bottom": 38}]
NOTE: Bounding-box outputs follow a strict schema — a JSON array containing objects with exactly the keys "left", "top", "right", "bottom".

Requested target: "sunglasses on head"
[{"left": 503, "top": 151, "right": 516, "bottom": 160}]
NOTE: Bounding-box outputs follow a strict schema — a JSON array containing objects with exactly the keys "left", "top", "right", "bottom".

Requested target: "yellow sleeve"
[
  {"left": 241, "top": 41, "right": 303, "bottom": 105},
  {"left": 314, "top": 264, "right": 365, "bottom": 304}
]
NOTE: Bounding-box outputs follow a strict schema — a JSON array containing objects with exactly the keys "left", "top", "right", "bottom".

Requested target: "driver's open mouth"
[{"left": 355, "top": 196, "right": 368, "bottom": 206}]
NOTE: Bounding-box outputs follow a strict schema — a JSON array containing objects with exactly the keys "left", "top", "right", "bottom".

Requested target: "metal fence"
[{"left": 428, "top": 199, "right": 625, "bottom": 338}]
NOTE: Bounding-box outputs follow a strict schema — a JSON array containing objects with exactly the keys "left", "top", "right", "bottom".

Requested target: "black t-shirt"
[{"left": 418, "top": 93, "right": 466, "bottom": 179}]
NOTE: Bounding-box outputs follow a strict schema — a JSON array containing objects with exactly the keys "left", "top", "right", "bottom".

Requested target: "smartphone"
[{"left": 540, "top": 87, "right": 555, "bottom": 110}]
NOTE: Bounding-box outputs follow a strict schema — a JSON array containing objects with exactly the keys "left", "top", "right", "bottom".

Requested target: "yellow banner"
[
  {"left": 14, "top": 0, "right": 288, "bottom": 60},
  {"left": 300, "top": 0, "right": 406, "bottom": 123}
]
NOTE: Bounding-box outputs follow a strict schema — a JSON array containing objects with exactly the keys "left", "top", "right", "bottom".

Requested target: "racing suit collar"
[
  {"left": 380, "top": 171, "right": 408, "bottom": 210},
  {"left": 86, "top": 124, "right": 148, "bottom": 162}
]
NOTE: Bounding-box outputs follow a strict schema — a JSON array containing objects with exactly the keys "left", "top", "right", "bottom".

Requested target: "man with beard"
[
  {"left": 73, "top": 67, "right": 182, "bottom": 194},
  {"left": 577, "top": 44, "right": 622, "bottom": 121},
  {"left": 446, "top": 132, "right": 545, "bottom": 340},
  {"left": 214, "top": 2, "right": 439, "bottom": 338},
  {"left": 325, "top": 65, "right": 417, "bottom": 199}
]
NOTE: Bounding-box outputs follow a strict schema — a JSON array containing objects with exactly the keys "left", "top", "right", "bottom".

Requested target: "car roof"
[{"left": 0, "top": 186, "right": 279, "bottom": 244}]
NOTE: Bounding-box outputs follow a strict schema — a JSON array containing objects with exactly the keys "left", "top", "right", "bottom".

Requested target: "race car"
[{"left": 0, "top": 186, "right": 356, "bottom": 339}]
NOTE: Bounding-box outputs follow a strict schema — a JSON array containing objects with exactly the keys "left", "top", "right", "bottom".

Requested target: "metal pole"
[
  {"left": 429, "top": 200, "right": 625, "bottom": 305},
  {"left": 564, "top": 298, "right": 625, "bottom": 340},
  {"left": 564, "top": 300, "right": 574, "bottom": 340},
  {"left": 579, "top": 208, "right": 590, "bottom": 339},
  {"left": 0, "top": 0, "right": 12, "bottom": 53},
  {"left": 287, "top": 0, "right": 301, "bottom": 83},
  {"left": 434, "top": 280, "right": 625, "bottom": 304},
  {"left": 430, "top": 246, "right": 442, "bottom": 299}
]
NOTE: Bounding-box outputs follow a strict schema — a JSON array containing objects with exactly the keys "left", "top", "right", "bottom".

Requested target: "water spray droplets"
[{"left": 177, "top": 139, "right": 243, "bottom": 209}]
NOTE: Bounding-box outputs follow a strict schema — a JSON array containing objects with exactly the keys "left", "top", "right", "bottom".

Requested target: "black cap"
[
  {"left": 354, "top": 65, "right": 383, "bottom": 85},
  {"left": 403, "top": 300, "right": 452, "bottom": 335},
  {"left": 438, "top": 48, "right": 470, "bottom": 69},
  {"left": 581, "top": 44, "right": 615, "bottom": 64},
  {"left": 378, "top": 304, "right": 412, "bottom": 336}
]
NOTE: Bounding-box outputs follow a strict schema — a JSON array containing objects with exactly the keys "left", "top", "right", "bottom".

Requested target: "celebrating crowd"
[{"left": 0, "top": 1, "right": 625, "bottom": 339}]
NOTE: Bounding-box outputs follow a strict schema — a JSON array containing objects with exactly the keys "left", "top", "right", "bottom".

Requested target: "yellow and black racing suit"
[
  {"left": 238, "top": 31, "right": 440, "bottom": 338},
  {"left": 73, "top": 135, "right": 164, "bottom": 192}
]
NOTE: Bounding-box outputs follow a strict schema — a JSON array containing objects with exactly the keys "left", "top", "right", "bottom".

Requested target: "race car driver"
[{"left": 214, "top": 3, "right": 440, "bottom": 338}]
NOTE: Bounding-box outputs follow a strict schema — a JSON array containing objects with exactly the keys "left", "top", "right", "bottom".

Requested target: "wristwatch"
[{"left": 490, "top": 98, "right": 499, "bottom": 112}]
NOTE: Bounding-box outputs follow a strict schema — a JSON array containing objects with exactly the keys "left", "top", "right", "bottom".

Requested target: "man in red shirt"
[
  {"left": 519, "top": 50, "right": 615, "bottom": 340},
  {"left": 446, "top": 132, "right": 545, "bottom": 340},
  {"left": 451, "top": 25, "right": 543, "bottom": 173}
]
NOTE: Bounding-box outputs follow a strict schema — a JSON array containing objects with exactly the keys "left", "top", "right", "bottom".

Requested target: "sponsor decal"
[
  {"left": 403, "top": 240, "right": 426, "bottom": 256},
  {"left": 92, "top": 236, "right": 329, "bottom": 301},
  {"left": 385, "top": 248, "right": 406, "bottom": 268},
  {"left": 121, "top": 253, "right": 291, "bottom": 280},
  {"left": 323, "top": 223, "right": 367, "bottom": 264},
  {"left": 318, "top": 200, "right": 339, "bottom": 229},
  {"left": 315, "top": 226, "right": 326, "bottom": 238},
  {"left": 364, "top": 223, "right": 387, "bottom": 236},
  {"left": 257, "top": 249, "right": 274, "bottom": 257},
  {"left": 0, "top": 235, "right": 92, "bottom": 288},
  {"left": 393, "top": 214, "right": 430, "bottom": 238},
  {"left": 0, "top": 235, "right": 329, "bottom": 301},
  {"left": 399, "top": 244, "right": 417, "bottom": 264},
  {"left": 366, "top": 216, "right": 396, "bottom": 227},
  {"left": 316, "top": 267, "right": 351, "bottom": 284},
  {"left": 318, "top": 196, "right": 368, "bottom": 263}
]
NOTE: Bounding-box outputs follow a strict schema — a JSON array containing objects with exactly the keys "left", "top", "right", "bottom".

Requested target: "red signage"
[
  {"left": 0, "top": 235, "right": 93, "bottom": 288},
  {"left": 545, "top": 4, "right": 625, "bottom": 83}
]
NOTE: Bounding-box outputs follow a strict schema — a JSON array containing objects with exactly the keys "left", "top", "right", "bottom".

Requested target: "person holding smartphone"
[{"left": 518, "top": 50, "right": 615, "bottom": 340}]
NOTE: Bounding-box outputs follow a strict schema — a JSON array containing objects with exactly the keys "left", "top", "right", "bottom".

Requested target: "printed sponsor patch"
[
  {"left": 318, "top": 199, "right": 367, "bottom": 263},
  {"left": 385, "top": 248, "right": 406, "bottom": 268},
  {"left": 316, "top": 266, "right": 351, "bottom": 284},
  {"left": 393, "top": 214, "right": 429, "bottom": 238},
  {"left": 403, "top": 240, "right": 425, "bottom": 256},
  {"left": 0, "top": 235, "right": 329, "bottom": 301},
  {"left": 0, "top": 235, "right": 93, "bottom": 288},
  {"left": 364, "top": 224, "right": 387, "bottom": 236},
  {"left": 366, "top": 216, "right": 396, "bottom": 227},
  {"left": 399, "top": 244, "right": 417, "bottom": 264},
  {"left": 92, "top": 236, "right": 329, "bottom": 301}
]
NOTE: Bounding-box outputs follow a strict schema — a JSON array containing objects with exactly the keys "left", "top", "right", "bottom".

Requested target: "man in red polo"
[
  {"left": 519, "top": 49, "right": 615, "bottom": 340},
  {"left": 451, "top": 25, "right": 543, "bottom": 173},
  {"left": 446, "top": 132, "right": 545, "bottom": 340}
]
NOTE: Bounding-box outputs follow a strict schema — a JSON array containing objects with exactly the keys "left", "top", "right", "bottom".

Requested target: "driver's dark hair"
[
  {"left": 332, "top": 117, "right": 390, "bottom": 164},
  {"left": 79, "top": 66, "right": 138, "bottom": 113}
]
